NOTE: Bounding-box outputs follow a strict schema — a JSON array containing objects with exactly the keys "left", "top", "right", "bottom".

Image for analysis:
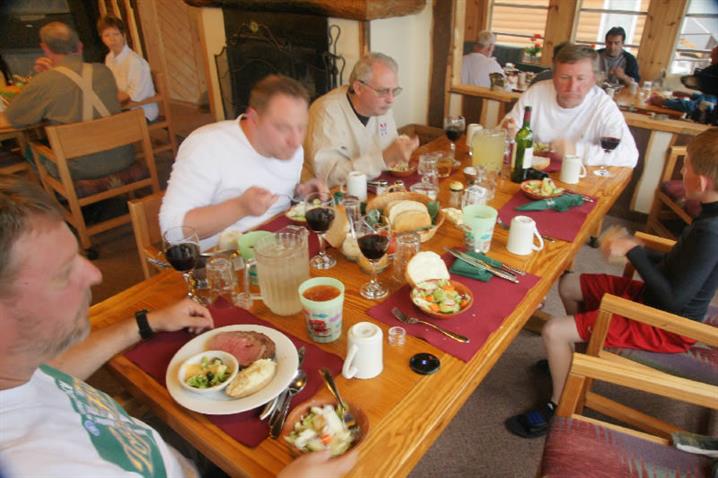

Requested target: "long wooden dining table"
[{"left": 89, "top": 135, "right": 631, "bottom": 477}]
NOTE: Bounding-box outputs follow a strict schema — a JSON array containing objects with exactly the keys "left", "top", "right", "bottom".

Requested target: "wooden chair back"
[
  {"left": 30, "top": 109, "right": 160, "bottom": 253},
  {"left": 128, "top": 191, "right": 165, "bottom": 279},
  {"left": 125, "top": 70, "right": 178, "bottom": 159},
  {"left": 646, "top": 145, "right": 692, "bottom": 239}
]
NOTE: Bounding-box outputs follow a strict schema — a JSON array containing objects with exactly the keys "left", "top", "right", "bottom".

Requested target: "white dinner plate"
[{"left": 166, "top": 324, "right": 299, "bottom": 415}]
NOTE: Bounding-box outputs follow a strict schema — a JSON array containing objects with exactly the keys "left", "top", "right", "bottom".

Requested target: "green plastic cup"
[
  {"left": 462, "top": 204, "right": 498, "bottom": 253},
  {"left": 298, "top": 277, "right": 345, "bottom": 343}
]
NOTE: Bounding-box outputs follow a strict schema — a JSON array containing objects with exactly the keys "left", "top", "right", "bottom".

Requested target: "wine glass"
[
  {"left": 356, "top": 218, "right": 391, "bottom": 300},
  {"left": 304, "top": 192, "right": 336, "bottom": 270},
  {"left": 444, "top": 115, "right": 466, "bottom": 169},
  {"left": 594, "top": 122, "right": 623, "bottom": 177},
  {"left": 162, "top": 226, "right": 203, "bottom": 303}
]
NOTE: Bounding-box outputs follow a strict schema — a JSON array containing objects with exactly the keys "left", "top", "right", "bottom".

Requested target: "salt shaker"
[
  {"left": 392, "top": 232, "right": 421, "bottom": 283},
  {"left": 448, "top": 181, "right": 464, "bottom": 208}
]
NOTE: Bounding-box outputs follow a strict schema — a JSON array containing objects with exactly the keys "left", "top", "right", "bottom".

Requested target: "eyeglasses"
[{"left": 358, "top": 80, "right": 403, "bottom": 98}]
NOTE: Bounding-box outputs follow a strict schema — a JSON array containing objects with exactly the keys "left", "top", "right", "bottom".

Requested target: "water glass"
[
  {"left": 462, "top": 184, "right": 489, "bottom": 207},
  {"left": 392, "top": 231, "right": 421, "bottom": 283},
  {"left": 206, "top": 257, "right": 236, "bottom": 305}
]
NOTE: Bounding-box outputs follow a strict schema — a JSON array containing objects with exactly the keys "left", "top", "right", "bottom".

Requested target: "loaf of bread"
[
  {"left": 387, "top": 200, "right": 432, "bottom": 233},
  {"left": 225, "top": 358, "right": 277, "bottom": 398}
]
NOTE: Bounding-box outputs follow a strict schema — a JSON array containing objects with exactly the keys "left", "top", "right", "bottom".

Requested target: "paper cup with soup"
[{"left": 299, "top": 277, "right": 345, "bottom": 343}]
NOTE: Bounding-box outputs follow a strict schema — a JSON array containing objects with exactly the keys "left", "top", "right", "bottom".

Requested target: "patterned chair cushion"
[
  {"left": 541, "top": 417, "right": 714, "bottom": 477},
  {"left": 74, "top": 161, "right": 149, "bottom": 199},
  {"left": 0, "top": 147, "right": 26, "bottom": 169},
  {"left": 660, "top": 180, "right": 703, "bottom": 219},
  {"left": 607, "top": 306, "right": 718, "bottom": 386}
]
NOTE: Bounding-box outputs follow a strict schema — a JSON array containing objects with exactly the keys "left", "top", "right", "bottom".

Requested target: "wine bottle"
[{"left": 511, "top": 106, "right": 533, "bottom": 183}]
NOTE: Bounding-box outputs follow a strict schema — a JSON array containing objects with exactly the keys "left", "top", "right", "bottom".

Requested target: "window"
[
  {"left": 488, "top": 0, "right": 550, "bottom": 49},
  {"left": 670, "top": 0, "right": 718, "bottom": 74},
  {"left": 573, "top": 0, "right": 651, "bottom": 56}
]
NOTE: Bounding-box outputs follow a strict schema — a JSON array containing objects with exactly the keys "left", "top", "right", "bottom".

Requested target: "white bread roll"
[
  {"left": 387, "top": 200, "right": 427, "bottom": 225},
  {"left": 392, "top": 209, "right": 432, "bottom": 233},
  {"left": 405, "top": 251, "right": 450, "bottom": 287},
  {"left": 225, "top": 358, "right": 277, "bottom": 398}
]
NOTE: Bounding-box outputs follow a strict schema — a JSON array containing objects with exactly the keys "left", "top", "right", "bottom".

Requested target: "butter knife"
[{"left": 445, "top": 248, "right": 519, "bottom": 284}]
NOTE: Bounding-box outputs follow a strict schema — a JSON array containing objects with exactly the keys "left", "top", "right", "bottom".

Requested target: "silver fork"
[{"left": 391, "top": 307, "right": 470, "bottom": 343}]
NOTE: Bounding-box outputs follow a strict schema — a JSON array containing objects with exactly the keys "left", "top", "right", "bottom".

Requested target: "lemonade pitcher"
[{"left": 252, "top": 226, "right": 310, "bottom": 316}]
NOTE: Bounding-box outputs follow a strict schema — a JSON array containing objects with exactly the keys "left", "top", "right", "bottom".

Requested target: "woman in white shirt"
[{"left": 97, "top": 15, "right": 158, "bottom": 122}]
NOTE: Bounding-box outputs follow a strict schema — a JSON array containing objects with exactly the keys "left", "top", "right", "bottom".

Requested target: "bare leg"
[
  {"left": 542, "top": 315, "right": 584, "bottom": 403},
  {"left": 559, "top": 272, "right": 584, "bottom": 316}
]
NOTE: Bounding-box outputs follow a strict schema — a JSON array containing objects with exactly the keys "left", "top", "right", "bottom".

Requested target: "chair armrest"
[
  {"left": 635, "top": 231, "right": 676, "bottom": 252},
  {"left": 29, "top": 141, "right": 57, "bottom": 164},
  {"left": 586, "top": 294, "right": 718, "bottom": 358},
  {"left": 561, "top": 354, "right": 718, "bottom": 414}
]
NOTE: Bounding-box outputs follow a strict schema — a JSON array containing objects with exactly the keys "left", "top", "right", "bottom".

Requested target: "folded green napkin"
[
  {"left": 516, "top": 194, "right": 584, "bottom": 212},
  {"left": 449, "top": 250, "right": 503, "bottom": 282}
]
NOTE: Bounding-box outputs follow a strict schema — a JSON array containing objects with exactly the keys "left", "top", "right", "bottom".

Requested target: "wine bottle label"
[{"left": 522, "top": 147, "right": 533, "bottom": 169}]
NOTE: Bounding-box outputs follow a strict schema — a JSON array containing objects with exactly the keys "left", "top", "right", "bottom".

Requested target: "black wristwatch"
[{"left": 134, "top": 309, "right": 155, "bottom": 340}]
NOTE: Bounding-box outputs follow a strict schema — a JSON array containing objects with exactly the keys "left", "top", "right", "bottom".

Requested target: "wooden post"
[
  {"left": 637, "top": 0, "right": 688, "bottom": 82},
  {"left": 428, "top": 0, "right": 458, "bottom": 128},
  {"left": 541, "top": 0, "right": 577, "bottom": 66}
]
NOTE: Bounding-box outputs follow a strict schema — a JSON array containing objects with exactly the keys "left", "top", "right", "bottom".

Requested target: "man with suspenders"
[{"left": 0, "top": 22, "right": 134, "bottom": 180}]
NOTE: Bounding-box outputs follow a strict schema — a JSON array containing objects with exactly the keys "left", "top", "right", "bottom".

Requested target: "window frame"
[{"left": 669, "top": 2, "right": 718, "bottom": 75}]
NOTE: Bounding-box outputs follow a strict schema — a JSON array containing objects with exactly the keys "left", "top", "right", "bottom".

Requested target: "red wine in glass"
[
  {"left": 357, "top": 233, "right": 389, "bottom": 261},
  {"left": 165, "top": 243, "right": 200, "bottom": 272},
  {"left": 600, "top": 136, "right": 621, "bottom": 152},
  {"left": 305, "top": 207, "right": 335, "bottom": 233},
  {"left": 445, "top": 126, "right": 462, "bottom": 142}
]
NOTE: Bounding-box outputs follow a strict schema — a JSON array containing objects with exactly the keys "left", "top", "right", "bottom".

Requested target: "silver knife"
[{"left": 445, "top": 248, "right": 519, "bottom": 284}]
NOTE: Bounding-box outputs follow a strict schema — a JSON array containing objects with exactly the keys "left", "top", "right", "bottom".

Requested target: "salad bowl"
[{"left": 410, "top": 279, "right": 473, "bottom": 319}]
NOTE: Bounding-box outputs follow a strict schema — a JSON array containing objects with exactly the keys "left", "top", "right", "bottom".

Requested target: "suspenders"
[{"left": 53, "top": 64, "right": 111, "bottom": 121}]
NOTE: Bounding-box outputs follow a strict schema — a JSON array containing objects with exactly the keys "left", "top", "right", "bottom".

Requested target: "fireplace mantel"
[{"left": 183, "top": 0, "right": 426, "bottom": 20}]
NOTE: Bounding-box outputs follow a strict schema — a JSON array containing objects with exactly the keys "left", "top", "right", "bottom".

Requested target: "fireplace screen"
[{"left": 217, "top": 9, "right": 344, "bottom": 118}]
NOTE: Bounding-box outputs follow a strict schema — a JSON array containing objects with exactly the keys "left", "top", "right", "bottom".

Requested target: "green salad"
[
  {"left": 184, "top": 356, "right": 231, "bottom": 389},
  {"left": 285, "top": 405, "right": 355, "bottom": 456},
  {"left": 411, "top": 280, "right": 470, "bottom": 314}
]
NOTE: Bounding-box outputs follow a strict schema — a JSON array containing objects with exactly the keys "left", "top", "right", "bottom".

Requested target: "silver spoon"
[
  {"left": 320, "top": 368, "right": 358, "bottom": 433},
  {"left": 270, "top": 369, "right": 307, "bottom": 438}
]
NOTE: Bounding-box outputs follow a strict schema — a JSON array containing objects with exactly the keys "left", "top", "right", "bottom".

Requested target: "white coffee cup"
[
  {"left": 560, "top": 154, "right": 587, "bottom": 185},
  {"left": 507, "top": 215, "right": 545, "bottom": 255},
  {"left": 346, "top": 171, "right": 368, "bottom": 202},
  {"left": 342, "top": 322, "right": 383, "bottom": 380},
  {"left": 466, "top": 123, "right": 483, "bottom": 148}
]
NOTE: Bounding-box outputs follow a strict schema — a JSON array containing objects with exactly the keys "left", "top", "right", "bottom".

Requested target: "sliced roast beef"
[{"left": 207, "top": 331, "right": 276, "bottom": 367}]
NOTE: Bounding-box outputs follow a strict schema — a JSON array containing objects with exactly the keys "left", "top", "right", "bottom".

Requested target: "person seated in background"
[
  {"left": 97, "top": 15, "right": 158, "bottom": 122},
  {"left": 461, "top": 31, "right": 504, "bottom": 88},
  {"left": 597, "top": 26, "right": 640, "bottom": 86},
  {"left": 0, "top": 176, "right": 357, "bottom": 477},
  {"left": 160, "top": 74, "right": 327, "bottom": 250},
  {"left": 502, "top": 43, "right": 638, "bottom": 168},
  {"left": 528, "top": 41, "right": 569, "bottom": 87},
  {"left": 506, "top": 127, "right": 718, "bottom": 438},
  {"left": 305, "top": 52, "right": 419, "bottom": 188},
  {"left": 0, "top": 21, "right": 134, "bottom": 180}
]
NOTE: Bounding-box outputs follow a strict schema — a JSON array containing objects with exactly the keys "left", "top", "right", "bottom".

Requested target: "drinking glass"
[
  {"left": 304, "top": 192, "right": 336, "bottom": 269},
  {"left": 410, "top": 152, "right": 439, "bottom": 199},
  {"left": 444, "top": 115, "right": 466, "bottom": 169},
  {"left": 356, "top": 219, "right": 391, "bottom": 300},
  {"left": 594, "top": 121, "right": 623, "bottom": 177},
  {"left": 162, "top": 226, "right": 203, "bottom": 303}
]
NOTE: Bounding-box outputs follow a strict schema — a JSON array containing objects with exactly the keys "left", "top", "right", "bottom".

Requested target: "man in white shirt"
[
  {"left": 305, "top": 53, "right": 419, "bottom": 188},
  {"left": 503, "top": 44, "right": 638, "bottom": 168},
  {"left": 160, "top": 75, "right": 326, "bottom": 250},
  {"left": 98, "top": 15, "right": 158, "bottom": 122},
  {"left": 0, "top": 176, "right": 357, "bottom": 477},
  {"left": 461, "top": 31, "right": 504, "bottom": 87}
]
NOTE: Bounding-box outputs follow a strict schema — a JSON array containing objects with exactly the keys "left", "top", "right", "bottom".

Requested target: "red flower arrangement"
[{"left": 525, "top": 34, "right": 543, "bottom": 57}]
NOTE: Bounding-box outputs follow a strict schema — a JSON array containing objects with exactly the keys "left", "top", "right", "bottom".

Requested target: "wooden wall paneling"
[
  {"left": 429, "top": 0, "right": 459, "bottom": 127},
  {"left": 542, "top": 0, "right": 577, "bottom": 66},
  {"left": 637, "top": 0, "right": 688, "bottom": 82},
  {"left": 194, "top": 8, "right": 217, "bottom": 119},
  {"left": 135, "top": 0, "right": 171, "bottom": 96}
]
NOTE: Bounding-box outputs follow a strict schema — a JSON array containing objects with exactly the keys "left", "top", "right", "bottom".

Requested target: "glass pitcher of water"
[{"left": 252, "top": 226, "right": 310, "bottom": 316}]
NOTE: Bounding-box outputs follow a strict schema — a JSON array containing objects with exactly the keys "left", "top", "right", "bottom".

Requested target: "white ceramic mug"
[
  {"left": 346, "top": 171, "right": 368, "bottom": 202},
  {"left": 560, "top": 154, "right": 587, "bottom": 185},
  {"left": 466, "top": 123, "right": 483, "bottom": 148},
  {"left": 507, "top": 215, "right": 545, "bottom": 256},
  {"left": 342, "top": 322, "right": 383, "bottom": 379}
]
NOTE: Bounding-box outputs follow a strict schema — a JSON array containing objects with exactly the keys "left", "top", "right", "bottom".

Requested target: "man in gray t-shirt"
[{"left": 596, "top": 26, "right": 640, "bottom": 85}]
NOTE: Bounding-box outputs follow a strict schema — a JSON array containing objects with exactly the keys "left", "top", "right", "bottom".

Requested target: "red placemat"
[
  {"left": 367, "top": 256, "right": 540, "bottom": 362},
  {"left": 124, "top": 303, "right": 343, "bottom": 447},
  {"left": 260, "top": 214, "right": 320, "bottom": 256},
  {"left": 498, "top": 191, "right": 596, "bottom": 242}
]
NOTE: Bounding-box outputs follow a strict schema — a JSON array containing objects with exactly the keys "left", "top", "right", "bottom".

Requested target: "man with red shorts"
[{"left": 507, "top": 127, "right": 718, "bottom": 438}]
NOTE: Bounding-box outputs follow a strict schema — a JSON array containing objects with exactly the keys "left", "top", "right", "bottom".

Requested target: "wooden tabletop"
[{"left": 90, "top": 136, "right": 631, "bottom": 477}]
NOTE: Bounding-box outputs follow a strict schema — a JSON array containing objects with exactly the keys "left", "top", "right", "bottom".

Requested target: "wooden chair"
[
  {"left": 29, "top": 109, "right": 160, "bottom": 255},
  {"left": 539, "top": 353, "right": 717, "bottom": 476},
  {"left": 0, "top": 130, "right": 32, "bottom": 178},
  {"left": 646, "top": 145, "right": 700, "bottom": 239},
  {"left": 128, "top": 191, "right": 165, "bottom": 279},
  {"left": 125, "top": 70, "right": 178, "bottom": 159}
]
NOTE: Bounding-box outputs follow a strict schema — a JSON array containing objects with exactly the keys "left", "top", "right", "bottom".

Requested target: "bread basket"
[{"left": 366, "top": 192, "right": 444, "bottom": 243}]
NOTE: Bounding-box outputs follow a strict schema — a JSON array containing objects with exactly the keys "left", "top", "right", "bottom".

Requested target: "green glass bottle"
[{"left": 511, "top": 106, "right": 534, "bottom": 183}]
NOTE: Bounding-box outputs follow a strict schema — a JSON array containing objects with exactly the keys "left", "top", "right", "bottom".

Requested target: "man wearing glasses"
[{"left": 306, "top": 53, "right": 419, "bottom": 188}]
